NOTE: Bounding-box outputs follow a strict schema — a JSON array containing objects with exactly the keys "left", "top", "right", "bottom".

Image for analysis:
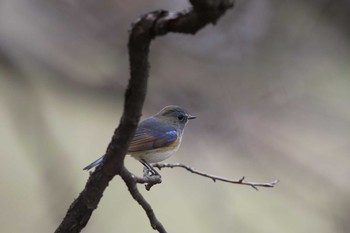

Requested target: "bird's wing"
[{"left": 128, "top": 118, "right": 178, "bottom": 152}]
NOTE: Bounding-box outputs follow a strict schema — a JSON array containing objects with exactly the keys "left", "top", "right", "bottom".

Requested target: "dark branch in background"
[{"left": 55, "top": 1, "right": 235, "bottom": 233}]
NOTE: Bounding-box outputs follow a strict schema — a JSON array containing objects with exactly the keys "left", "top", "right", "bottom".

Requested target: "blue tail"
[{"left": 83, "top": 155, "right": 105, "bottom": 170}]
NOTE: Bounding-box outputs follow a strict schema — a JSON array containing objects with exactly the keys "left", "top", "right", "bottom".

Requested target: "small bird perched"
[{"left": 83, "top": 105, "right": 196, "bottom": 175}]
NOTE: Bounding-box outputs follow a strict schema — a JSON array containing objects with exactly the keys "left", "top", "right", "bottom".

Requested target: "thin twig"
[{"left": 153, "top": 163, "right": 279, "bottom": 191}]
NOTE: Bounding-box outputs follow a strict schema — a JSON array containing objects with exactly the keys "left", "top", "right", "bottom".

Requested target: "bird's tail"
[{"left": 83, "top": 155, "right": 105, "bottom": 171}]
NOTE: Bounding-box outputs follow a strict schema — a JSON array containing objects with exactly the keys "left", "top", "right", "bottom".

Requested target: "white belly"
[{"left": 129, "top": 143, "right": 180, "bottom": 163}]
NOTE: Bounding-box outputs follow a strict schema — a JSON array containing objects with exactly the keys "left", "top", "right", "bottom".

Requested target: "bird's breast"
[{"left": 130, "top": 136, "right": 181, "bottom": 163}]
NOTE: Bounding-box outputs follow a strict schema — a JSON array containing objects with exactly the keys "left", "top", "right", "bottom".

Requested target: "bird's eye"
[{"left": 177, "top": 114, "right": 185, "bottom": 121}]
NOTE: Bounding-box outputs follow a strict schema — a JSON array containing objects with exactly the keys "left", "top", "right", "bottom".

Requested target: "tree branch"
[
  {"left": 120, "top": 166, "right": 166, "bottom": 233},
  {"left": 153, "top": 163, "right": 279, "bottom": 191},
  {"left": 55, "top": 1, "right": 235, "bottom": 233}
]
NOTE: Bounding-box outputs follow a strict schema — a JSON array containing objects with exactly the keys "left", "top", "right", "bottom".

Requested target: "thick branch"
[
  {"left": 136, "top": 0, "right": 235, "bottom": 38},
  {"left": 153, "top": 163, "right": 279, "bottom": 191},
  {"left": 54, "top": 8, "right": 151, "bottom": 233}
]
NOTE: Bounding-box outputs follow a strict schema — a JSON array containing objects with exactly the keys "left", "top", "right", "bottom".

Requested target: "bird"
[{"left": 83, "top": 105, "right": 196, "bottom": 175}]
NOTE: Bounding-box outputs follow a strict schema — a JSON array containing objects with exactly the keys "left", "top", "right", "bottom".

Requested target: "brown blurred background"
[{"left": 1, "top": 0, "right": 350, "bottom": 232}]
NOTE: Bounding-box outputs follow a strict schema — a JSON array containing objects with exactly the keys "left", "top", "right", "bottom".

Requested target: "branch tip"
[{"left": 238, "top": 176, "right": 245, "bottom": 183}]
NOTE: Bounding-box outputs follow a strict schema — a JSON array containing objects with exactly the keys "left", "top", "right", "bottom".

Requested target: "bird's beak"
[{"left": 188, "top": 115, "right": 196, "bottom": 120}]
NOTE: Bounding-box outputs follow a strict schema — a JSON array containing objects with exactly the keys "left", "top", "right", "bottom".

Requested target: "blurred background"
[{"left": 1, "top": 0, "right": 350, "bottom": 232}]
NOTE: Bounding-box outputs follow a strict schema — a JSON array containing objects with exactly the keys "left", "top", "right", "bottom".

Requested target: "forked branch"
[{"left": 54, "top": 1, "right": 243, "bottom": 233}]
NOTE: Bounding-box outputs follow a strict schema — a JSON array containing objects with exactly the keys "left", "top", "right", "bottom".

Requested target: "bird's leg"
[{"left": 140, "top": 159, "right": 161, "bottom": 177}]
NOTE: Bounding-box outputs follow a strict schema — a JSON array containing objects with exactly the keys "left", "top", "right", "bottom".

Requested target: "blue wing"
[
  {"left": 83, "top": 117, "right": 177, "bottom": 170},
  {"left": 128, "top": 117, "right": 178, "bottom": 152}
]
